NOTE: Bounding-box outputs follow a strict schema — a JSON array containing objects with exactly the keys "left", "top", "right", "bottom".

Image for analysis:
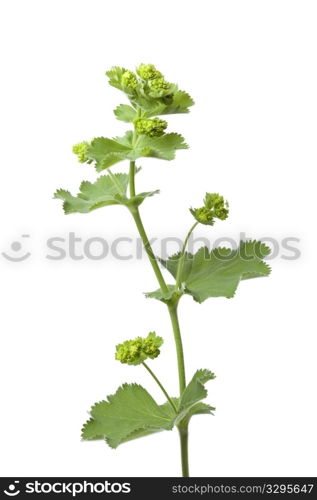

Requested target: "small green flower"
[
  {"left": 72, "top": 141, "right": 90, "bottom": 163},
  {"left": 190, "top": 193, "right": 229, "bottom": 226},
  {"left": 115, "top": 332, "right": 163, "bottom": 366},
  {"left": 121, "top": 70, "right": 138, "bottom": 90},
  {"left": 137, "top": 63, "right": 162, "bottom": 80},
  {"left": 134, "top": 117, "right": 167, "bottom": 137}
]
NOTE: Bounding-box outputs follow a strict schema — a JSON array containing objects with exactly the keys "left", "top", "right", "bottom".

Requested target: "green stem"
[
  {"left": 179, "top": 425, "right": 190, "bottom": 477},
  {"left": 128, "top": 158, "right": 189, "bottom": 476},
  {"left": 175, "top": 222, "right": 198, "bottom": 289},
  {"left": 129, "top": 160, "right": 136, "bottom": 198},
  {"left": 168, "top": 304, "right": 186, "bottom": 395},
  {"left": 129, "top": 162, "right": 168, "bottom": 294},
  {"left": 168, "top": 303, "right": 189, "bottom": 476},
  {"left": 142, "top": 361, "right": 177, "bottom": 414}
]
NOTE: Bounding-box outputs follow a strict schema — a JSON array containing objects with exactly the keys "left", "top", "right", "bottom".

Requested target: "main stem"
[
  {"left": 128, "top": 160, "right": 189, "bottom": 476},
  {"left": 178, "top": 425, "right": 189, "bottom": 477},
  {"left": 167, "top": 304, "right": 186, "bottom": 395}
]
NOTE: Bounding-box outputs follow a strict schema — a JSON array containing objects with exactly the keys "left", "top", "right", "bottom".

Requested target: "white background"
[{"left": 0, "top": 0, "right": 316, "bottom": 478}]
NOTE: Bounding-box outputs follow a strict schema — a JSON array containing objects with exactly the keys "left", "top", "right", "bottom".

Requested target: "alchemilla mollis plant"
[{"left": 54, "top": 64, "right": 271, "bottom": 477}]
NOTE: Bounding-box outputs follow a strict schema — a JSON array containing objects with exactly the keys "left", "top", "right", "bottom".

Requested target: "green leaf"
[
  {"left": 138, "top": 133, "right": 188, "bottom": 160},
  {"left": 158, "top": 253, "right": 193, "bottom": 282},
  {"left": 125, "top": 190, "right": 160, "bottom": 209},
  {"left": 158, "top": 90, "right": 195, "bottom": 115},
  {"left": 86, "top": 137, "right": 132, "bottom": 171},
  {"left": 54, "top": 173, "right": 128, "bottom": 214},
  {"left": 114, "top": 104, "right": 137, "bottom": 123},
  {"left": 160, "top": 241, "right": 271, "bottom": 302},
  {"left": 86, "top": 132, "right": 188, "bottom": 172},
  {"left": 145, "top": 284, "right": 183, "bottom": 304},
  {"left": 122, "top": 131, "right": 188, "bottom": 161},
  {"left": 129, "top": 98, "right": 161, "bottom": 116},
  {"left": 106, "top": 66, "right": 127, "bottom": 91},
  {"left": 161, "top": 397, "right": 215, "bottom": 425},
  {"left": 111, "top": 427, "right": 164, "bottom": 446},
  {"left": 113, "top": 130, "right": 134, "bottom": 148},
  {"left": 131, "top": 90, "right": 194, "bottom": 116},
  {"left": 180, "top": 369, "right": 216, "bottom": 411},
  {"left": 187, "top": 402, "right": 215, "bottom": 418},
  {"left": 111, "top": 397, "right": 180, "bottom": 446},
  {"left": 81, "top": 383, "right": 174, "bottom": 448}
]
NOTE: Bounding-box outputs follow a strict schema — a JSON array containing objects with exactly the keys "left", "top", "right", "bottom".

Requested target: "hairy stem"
[{"left": 142, "top": 361, "right": 177, "bottom": 413}]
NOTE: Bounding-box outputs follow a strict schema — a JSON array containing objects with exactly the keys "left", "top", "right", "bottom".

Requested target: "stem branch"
[{"left": 142, "top": 361, "right": 177, "bottom": 413}]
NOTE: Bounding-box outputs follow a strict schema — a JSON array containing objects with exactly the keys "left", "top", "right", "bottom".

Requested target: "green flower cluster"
[
  {"left": 121, "top": 70, "right": 138, "bottom": 91},
  {"left": 134, "top": 117, "right": 167, "bottom": 137},
  {"left": 135, "top": 64, "right": 174, "bottom": 97},
  {"left": 137, "top": 63, "right": 162, "bottom": 80},
  {"left": 190, "top": 193, "right": 229, "bottom": 226},
  {"left": 115, "top": 332, "right": 163, "bottom": 366},
  {"left": 72, "top": 141, "right": 90, "bottom": 163},
  {"left": 106, "top": 63, "right": 183, "bottom": 111}
]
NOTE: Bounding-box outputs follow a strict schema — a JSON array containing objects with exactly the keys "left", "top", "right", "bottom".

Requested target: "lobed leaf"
[
  {"left": 138, "top": 133, "right": 188, "bottom": 160},
  {"left": 106, "top": 66, "right": 128, "bottom": 91},
  {"left": 125, "top": 190, "right": 160, "bottom": 209},
  {"left": 54, "top": 174, "right": 128, "bottom": 214},
  {"left": 82, "top": 383, "right": 174, "bottom": 448},
  {"left": 86, "top": 137, "right": 131, "bottom": 171},
  {"left": 160, "top": 241, "right": 271, "bottom": 302},
  {"left": 180, "top": 369, "right": 216, "bottom": 412},
  {"left": 163, "top": 395, "right": 215, "bottom": 425},
  {"left": 144, "top": 285, "right": 183, "bottom": 303},
  {"left": 85, "top": 132, "right": 188, "bottom": 172},
  {"left": 157, "top": 90, "right": 195, "bottom": 115},
  {"left": 114, "top": 104, "right": 137, "bottom": 123}
]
